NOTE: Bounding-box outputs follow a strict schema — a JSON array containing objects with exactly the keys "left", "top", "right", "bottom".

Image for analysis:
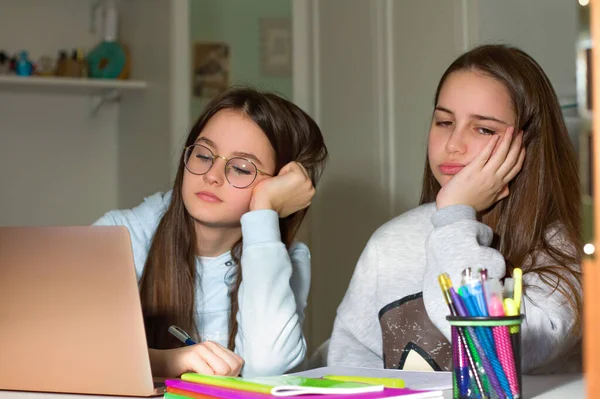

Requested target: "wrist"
[
  {"left": 435, "top": 197, "right": 456, "bottom": 210},
  {"left": 431, "top": 205, "right": 477, "bottom": 228},
  {"left": 148, "top": 348, "right": 167, "bottom": 378},
  {"left": 250, "top": 195, "right": 275, "bottom": 212},
  {"left": 436, "top": 194, "right": 473, "bottom": 210}
]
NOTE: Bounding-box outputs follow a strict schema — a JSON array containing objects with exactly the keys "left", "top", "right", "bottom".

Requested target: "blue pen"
[
  {"left": 463, "top": 268, "right": 488, "bottom": 317},
  {"left": 468, "top": 281, "right": 489, "bottom": 317},
  {"left": 168, "top": 325, "right": 197, "bottom": 346},
  {"left": 458, "top": 287, "right": 480, "bottom": 316},
  {"left": 459, "top": 287, "right": 495, "bottom": 345}
]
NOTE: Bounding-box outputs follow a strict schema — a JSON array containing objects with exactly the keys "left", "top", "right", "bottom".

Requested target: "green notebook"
[
  {"left": 180, "top": 374, "right": 384, "bottom": 396},
  {"left": 166, "top": 394, "right": 195, "bottom": 399}
]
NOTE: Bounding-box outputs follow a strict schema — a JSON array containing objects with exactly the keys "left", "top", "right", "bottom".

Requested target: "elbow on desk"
[{"left": 242, "top": 342, "right": 307, "bottom": 377}]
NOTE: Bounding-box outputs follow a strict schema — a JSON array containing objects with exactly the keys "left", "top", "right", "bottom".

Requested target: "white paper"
[{"left": 290, "top": 366, "right": 452, "bottom": 391}]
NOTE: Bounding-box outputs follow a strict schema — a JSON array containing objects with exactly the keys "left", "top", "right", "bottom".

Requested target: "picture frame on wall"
[
  {"left": 192, "top": 42, "right": 231, "bottom": 99},
  {"left": 259, "top": 18, "right": 292, "bottom": 77}
]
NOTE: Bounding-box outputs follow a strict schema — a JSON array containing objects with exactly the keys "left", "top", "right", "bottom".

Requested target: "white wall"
[
  {"left": 0, "top": 92, "right": 119, "bottom": 226},
  {"left": 0, "top": 0, "right": 188, "bottom": 226},
  {"left": 170, "top": 0, "right": 192, "bottom": 177},
  {"left": 117, "top": 0, "right": 177, "bottom": 208},
  {"left": 391, "top": 1, "right": 466, "bottom": 214},
  {"left": 472, "top": 0, "right": 578, "bottom": 101},
  {"left": 0, "top": 0, "right": 120, "bottom": 226}
]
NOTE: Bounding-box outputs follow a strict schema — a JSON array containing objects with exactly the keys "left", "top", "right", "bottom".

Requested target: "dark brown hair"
[
  {"left": 420, "top": 44, "right": 582, "bottom": 328},
  {"left": 140, "top": 87, "right": 328, "bottom": 349}
]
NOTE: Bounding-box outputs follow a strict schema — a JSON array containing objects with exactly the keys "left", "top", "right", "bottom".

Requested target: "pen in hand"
[{"left": 168, "top": 325, "right": 197, "bottom": 346}]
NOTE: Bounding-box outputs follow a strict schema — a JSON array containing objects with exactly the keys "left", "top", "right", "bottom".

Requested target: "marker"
[
  {"left": 503, "top": 298, "right": 520, "bottom": 334},
  {"left": 168, "top": 325, "right": 196, "bottom": 346},
  {"left": 322, "top": 375, "right": 404, "bottom": 388},
  {"left": 484, "top": 279, "right": 506, "bottom": 318},
  {"left": 513, "top": 268, "right": 523, "bottom": 312}
]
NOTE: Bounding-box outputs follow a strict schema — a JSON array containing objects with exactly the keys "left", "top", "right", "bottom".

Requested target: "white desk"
[
  {"left": 297, "top": 366, "right": 586, "bottom": 398},
  {"left": 521, "top": 374, "right": 584, "bottom": 399},
  {"left": 0, "top": 374, "right": 585, "bottom": 398},
  {"left": 440, "top": 374, "right": 585, "bottom": 398}
]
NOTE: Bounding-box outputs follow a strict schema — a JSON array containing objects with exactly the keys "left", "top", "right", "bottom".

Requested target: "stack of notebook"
[{"left": 164, "top": 374, "right": 444, "bottom": 399}]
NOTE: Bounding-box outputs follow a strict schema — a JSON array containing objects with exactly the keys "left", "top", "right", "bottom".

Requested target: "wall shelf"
[{"left": 0, "top": 75, "right": 148, "bottom": 95}]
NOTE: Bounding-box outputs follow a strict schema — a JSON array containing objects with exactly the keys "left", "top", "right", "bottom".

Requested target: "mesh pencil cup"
[{"left": 447, "top": 315, "right": 524, "bottom": 399}]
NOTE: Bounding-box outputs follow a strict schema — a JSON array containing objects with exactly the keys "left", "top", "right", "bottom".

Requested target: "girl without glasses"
[{"left": 329, "top": 44, "right": 582, "bottom": 375}]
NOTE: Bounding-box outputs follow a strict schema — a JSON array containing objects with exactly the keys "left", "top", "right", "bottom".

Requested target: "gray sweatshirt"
[{"left": 328, "top": 203, "right": 581, "bottom": 374}]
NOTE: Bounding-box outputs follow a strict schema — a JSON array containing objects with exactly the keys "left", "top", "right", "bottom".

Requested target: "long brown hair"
[
  {"left": 140, "top": 87, "right": 328, "bottom": 350},
  {"left": 420, "top": 44, "right": 583, "bottom": 328}
]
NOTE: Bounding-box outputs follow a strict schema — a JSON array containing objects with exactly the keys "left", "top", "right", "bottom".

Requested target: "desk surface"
[
  {"left": 0, "top": 374, "right": 585, "bottom": 398},
  {"left": 440, "top": 373, "right": 585, "bottom": 398},
  {"left": 521, "top": 374, "right": 585, "bottom": 398}
]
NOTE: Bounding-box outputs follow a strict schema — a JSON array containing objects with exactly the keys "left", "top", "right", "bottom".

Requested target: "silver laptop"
[{"left": 0, "top": 226, "right": 164, "bottom": 396}]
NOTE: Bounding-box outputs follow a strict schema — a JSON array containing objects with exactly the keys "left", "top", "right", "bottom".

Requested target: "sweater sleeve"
[
  {"left": 235, "top": 209, "right": 309, "bottom": 377},
  {"left": 328, "top": 238, "right": 383, "bottom": 368},
  {"left": 92, "top": 209, "right": 151, "bottom": 280},
  {"left": 422, "top": 205, "right": 581, "bottom": 373}
]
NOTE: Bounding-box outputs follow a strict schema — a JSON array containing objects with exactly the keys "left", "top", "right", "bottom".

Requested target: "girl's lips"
[
  {"left": 196, "top": 191, "right": 222, "bottom": 203},
  {"left": 439, "top": 164, "right": 465, "bottom": 175}
]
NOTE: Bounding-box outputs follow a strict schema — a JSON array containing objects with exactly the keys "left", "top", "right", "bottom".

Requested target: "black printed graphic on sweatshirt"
[{"left": 378, "top": 292, "right": 452, "bottom": 371}]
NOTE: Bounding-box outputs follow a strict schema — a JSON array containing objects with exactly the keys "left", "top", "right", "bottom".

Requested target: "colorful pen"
[
  {"left": 441, "top": 269, "right": 525, "bottom": 399},
  {"left": 439, "top": 274, "right": 486, "bottom": 398},
  {"left": 168, "top": 325, "right": 197, "bottom": 346},
  {"left": 461, "top": 267, "right": 473, "bottom": 285},
  {"left": 485, "top": 279, "right": 519, "bottom": 399},
  {"left": 478, "top": 268, "right": 488, "bottom": 282},
  {"left": 454, "top": 276, "right": 507, "bottom": 399}
]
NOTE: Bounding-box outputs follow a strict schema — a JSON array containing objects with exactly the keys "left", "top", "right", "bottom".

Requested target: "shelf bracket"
[{"left": 90, "top": 89, "right": 121, "bottom": 116}]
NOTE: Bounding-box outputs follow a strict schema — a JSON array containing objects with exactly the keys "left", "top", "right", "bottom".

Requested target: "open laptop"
[{"left": 0, "top": 226, "right": 165, "bottom": 396}]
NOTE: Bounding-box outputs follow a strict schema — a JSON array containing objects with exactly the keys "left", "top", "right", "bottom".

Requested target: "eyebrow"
[
  {"left": 232, "top": 151, "right": 264, "bottom": 166},
  {"left": 434, "top": 106, "right": 509, "bottom": 126},
  {"left": 195, "top": 137, "right": 264, "bottom": 167}
]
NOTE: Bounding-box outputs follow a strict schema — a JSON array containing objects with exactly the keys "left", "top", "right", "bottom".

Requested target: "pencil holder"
[{"left": 447, "top": 315, "right": 524, "bottom": 399}]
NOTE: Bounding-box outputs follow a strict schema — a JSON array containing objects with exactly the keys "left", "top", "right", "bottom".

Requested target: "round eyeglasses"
[{"left": 183, "top": 144, "right": 273, "bottom": 188}]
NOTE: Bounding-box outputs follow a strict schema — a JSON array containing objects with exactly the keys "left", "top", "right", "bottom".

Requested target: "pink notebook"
[{"left": 165, "top": 379, "right": 442, "bottom": 399}]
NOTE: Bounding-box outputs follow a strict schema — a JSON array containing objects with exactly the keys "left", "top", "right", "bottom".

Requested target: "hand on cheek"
[
  {"left": 436, "top": 126, "right": 526, "bottom": 211},
  {"left": 249, "top": 162, "right": 315, "bottom": 218}
]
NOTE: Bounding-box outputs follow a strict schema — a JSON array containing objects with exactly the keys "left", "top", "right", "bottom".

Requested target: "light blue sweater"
[{"left": 93, "top": 191, "right": 310, "bottom": 377}]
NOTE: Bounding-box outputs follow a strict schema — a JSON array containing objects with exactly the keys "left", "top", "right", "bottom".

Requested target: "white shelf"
[{"left": 0, "top": 75, "right": 148, "bottom": 95}]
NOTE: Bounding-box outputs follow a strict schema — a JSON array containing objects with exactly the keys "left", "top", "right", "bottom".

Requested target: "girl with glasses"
[{"left": 94, "top": 87, "right": 328, "bottom": 378}]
